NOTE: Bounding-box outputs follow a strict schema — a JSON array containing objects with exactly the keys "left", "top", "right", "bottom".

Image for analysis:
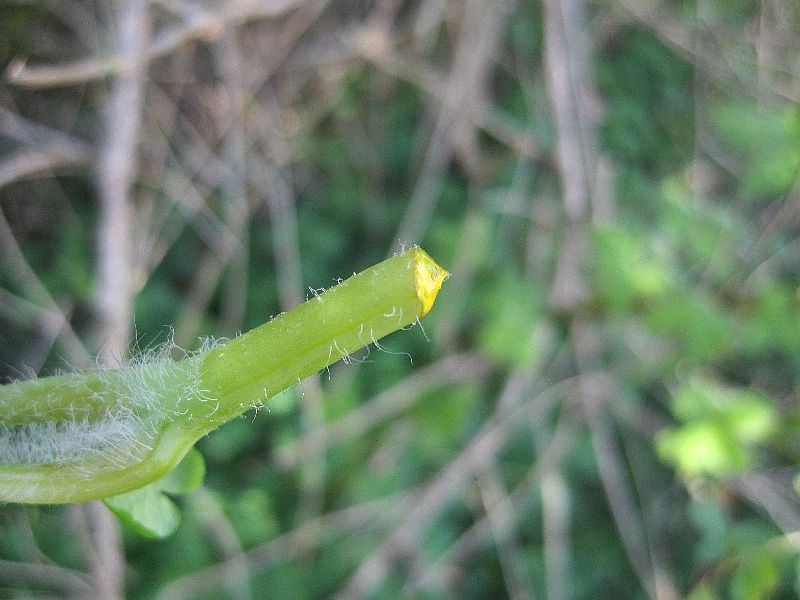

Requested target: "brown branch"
[
  {"left": 478, "top": 469, "right": 536, "bottom": 600},
  {"left": 0, "top": 210, "right": 91, "bottom": 368},
  {"left": 0, "top": 559, "right": 94, "bottom": 596},
  {"left": 391, "top": 0, "right": 517, "bottom": 250},
  {"left": 5, "top": 0, "right": 309, "bottom": 88},
  {"left": 572, "top": 322, "right": 657, "bottom": 599},
  {"left": 154, "top": 492, "right": 416, "bottom": 600},
  {"left": 405, "top": 394, "right": 579, "bottom": 595},
  {"left": 274, "top": 352, "right": 489, "bottom": 470},
  {"left": 331, "top": 369, "right": 565, "bottom": 600}
]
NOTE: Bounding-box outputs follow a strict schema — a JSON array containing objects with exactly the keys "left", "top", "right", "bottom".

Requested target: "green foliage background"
[{"left": 1, "top": 0, "right": 800, "bottom": 598}]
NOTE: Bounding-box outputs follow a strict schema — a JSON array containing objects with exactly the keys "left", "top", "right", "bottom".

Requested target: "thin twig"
[
  {"left": 572, "top": 322, "right": 657, "bottom": 599},
  {"left": 478, "top": 469, "right": 536, "bottom": 600},
  {"left": 332, "top": 369, "right": 566, "bottom": 600},
  {"left": 5, "top": 0, "right": 309, "bottom": 88},
  {"left": 405, "top": 393, "right": 579, "bottom": 594},
  {"left": 154, "top": 492, "right": 416, "bottom": 600},
  {"left": 0, "top": 209, "right": 91, "bottom": 368},
  {"left": 190, "top": 489, "right": 252, "bottom": 600},
  {"left": 391, "top": 0, "right": 516, "bottom": 250},
  {"left": 0, "top": 559, "right": 94, "bottom": 595},
  {"left": 274, "top": 352, "right": 489, "bottom": 470}
]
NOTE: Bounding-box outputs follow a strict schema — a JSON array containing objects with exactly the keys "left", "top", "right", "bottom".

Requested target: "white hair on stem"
[{"left": 0, "top": 335, "right": 223, "bottom": 475}]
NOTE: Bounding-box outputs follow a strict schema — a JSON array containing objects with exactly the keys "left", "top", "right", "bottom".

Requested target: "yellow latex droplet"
[{"left": 413, "top": 247, "right": 449, "bottom": 317}]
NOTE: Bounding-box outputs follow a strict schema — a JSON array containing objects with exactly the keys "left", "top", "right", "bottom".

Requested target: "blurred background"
[{"left": 1, "top": 0, "right": 800, "bottom": 598}]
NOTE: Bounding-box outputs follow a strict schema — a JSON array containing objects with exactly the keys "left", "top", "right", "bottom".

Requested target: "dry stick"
[
  {"left": 5, "top": 0, "right": 309, "bottom": 88},
  {"left": 169, "top": 159, "right": 247, "bottom": 347},
  {"left": 391, "top": 0, "right": 516, "bottom": 250},
  {"left": 433, "top": 208, "right": 488, "bottom": 353},
  {"left": 0, "top": 284, "right": 79, "bottom": 377},
  {"left": 542, "top": 0, "right": 592, "bottom": 313},
  {"left": 190, "top": 489, "right": 252, "bottom": 600},
  {"left": 94, "top": 0, "right": 148, "bottom": 363},
  {"left": 0, "top": 109, "right": 92, "bottom": 369},
  {"left": 348, "top": 29, "right": 543, "bottom": 163},
  {"left": 154, "top": 492, "right": 417, "bottom": 600},
  {"left": 0, "top": 106, "right": 93, "bottom": 183},
  {"left": 0, "top": 559, "right": 94, "bottom": 596},
  {"left": 615, "top": 0, "right": 800, "bottom": 101},
  {"left": 214, "top": 30, "right": 250, "bottom": 333},
  {"left": 275, "top": 352, "right": 489, "bottom": 470},
  {"left": 242, "top": 0, "right": 331, "bottom": 83},
  {"left": 536, "top": 413, "right": 573, "bottom": 600},
  {"left": 90, "top": 0, "right": 150, "bottom": 597},
  {"left": 404, "top": 383, "right": 579, "bottom": 595},
  {"left": 478, "top": 468, "right": 536, "bottom": 600},
  {"left": 540, "top": 470, "right": 571, "bottom": 600},
  {"left": 0, "top": 148, "right": 90, "bottom": 189},
  {"left": 158, "top": 58, "right": 249, "bottom": 348},
  {"left": 163, "top": 167, "right": 242, "bottom": 252},
  {"left": 543, "top": 0, "right": 657, "bottom": 594},
  {"left": 332, "top": 369, "right": 561, "bottom": 600},
  {"left": 618, "top": 430, "right": 681, "bottom": 600},
  {"left": 732, "top": 472, "right": 800, "bottom": 535},
  {"left": 0, "top": 209, "right": 91, "bottom": 369},
  {"left": 571, "top": 324, "right": 657, "bottom": 599},
  {"left": 132, "top": 78, "right": 198, "bottom": 288}
]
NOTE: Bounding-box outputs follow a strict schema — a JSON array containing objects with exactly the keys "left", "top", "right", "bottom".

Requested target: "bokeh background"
[{"left": 2, "top": 0, "right": 800, "bottom": 598}]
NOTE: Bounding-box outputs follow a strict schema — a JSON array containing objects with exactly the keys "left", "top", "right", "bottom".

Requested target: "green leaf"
[
  {"left": 658, "top": 377, "right": 778, "bottom": 477},
  {"left": 477, "top": 274, "right": 543, "bottom": 367},
  {"left": 591, "top": 226, "right": 672, "bottom": 312},
  {"left": 687, "top": 583, "right": 720, "bottom": 600},
  {"left": 158, "top": 447, "right": 205, "bottom": 495},
  {"left": 730, "top": 552, "right": 780, "bottom": 600},
  {"left": 689, "top": 500, "right": 729, "bottom": 565},
  {"left": 657, "top": 421, "right": 748, "bottom": 476},
  {"left": 104, "top": 485, "right": 180, "bottom": 539},
  {"left": 672, "top": 377, "right": 777, "bottom": 443},
  {"left": 713, "top": 103, "right": 800, "bottom": 198},
  {"left": 103, "top": 448, "right": 206, "bottom": 539}
]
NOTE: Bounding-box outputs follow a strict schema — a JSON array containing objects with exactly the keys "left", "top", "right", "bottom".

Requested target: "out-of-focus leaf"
[
  {"left": 714, "top": 103, "right": 800, "bottom": 198},
  {"left": 657, "top": 421, "right": 748, "bottom": 476},
  {"left": 477, "top": 273, "right": 543, "bottom": 367},
  {"left": 689, "top": 500, "right": 729, "bottom": 565},
  {"left": 645, "top": 290, "right": 732, "bottom": 365},
  {"left": 658, "top": 377, "right": 777, "bottom": 477},
  {"left": 672, "top": 378, "right": 777, "bottom": 442},
  {"left": 730, "top": 552, "right": 780, "bottom": 600},
  {"left": 687, "top": 583, "right": 720, "bottom": 600},
  {"left": 592, "top": 226, "right": 672, "bottom": 311}
]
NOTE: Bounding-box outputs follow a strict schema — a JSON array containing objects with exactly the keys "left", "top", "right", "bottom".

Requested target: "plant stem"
[{"left": 0, "top": 247, "right": 447, "bottom": 504}]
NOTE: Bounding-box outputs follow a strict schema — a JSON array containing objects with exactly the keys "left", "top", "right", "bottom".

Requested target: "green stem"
[{"left": 0, "top": 247, "right": 448, "bottom": 504}]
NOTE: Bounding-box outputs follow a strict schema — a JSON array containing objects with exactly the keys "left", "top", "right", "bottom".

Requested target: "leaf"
[
  {"left": 103, "top": 448, "right": 205, "bottom": 539},
  {"left": 104, "top": 484, "right": 180, "bottom": 539},
  {"left": 689, "top": 500, "right": 729, "bottom": 565},
  {"left": 730, "top": 552, "right": 780, "bottom": 600},
  {"left": 657, "top": 377, "right": 778, "bottom": 477},
  {"left": 477, "top": 274, "right": 543, "bottom": 367},
  {"left": 657, "top": 421, "right": 748, "bottom": 476},
  {"left": 159, "top": 447, "right": 205, "bottom": 495},
  {"left": 713, "top": 103, "right": 800, "bottom": 198}
]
